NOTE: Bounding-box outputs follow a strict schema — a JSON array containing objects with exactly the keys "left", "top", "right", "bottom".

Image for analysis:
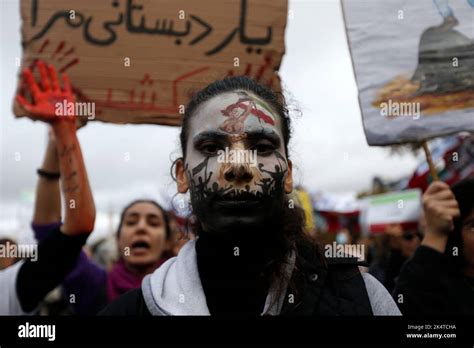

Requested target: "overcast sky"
[{"left": 0, "top": 0, "right": 419, "bottom": 241}]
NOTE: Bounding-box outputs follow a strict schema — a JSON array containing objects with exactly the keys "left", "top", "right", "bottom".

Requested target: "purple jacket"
[{"left": 33, "top": 222, "right": 159, "bottom": 315}]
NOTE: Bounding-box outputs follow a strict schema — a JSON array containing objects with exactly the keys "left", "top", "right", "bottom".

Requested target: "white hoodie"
[
  {"left": 0, "top": 261, "right": 30, "bottom": 315},
  {"left": 142, "top": 240, "right": 401, "bottom": 316}
]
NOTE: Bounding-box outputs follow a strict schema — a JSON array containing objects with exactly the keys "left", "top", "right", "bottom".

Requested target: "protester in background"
[
  {"left": 27, "top": 60, "right": 172, "bottom": 315},
  {"left": 394, "top": 178, "right": 474, "bottom": 315},
  {"left": 369, "top": 223, "right": 421, "bottom": 293},
  {"left": 369, "top": 224, "right": 405, "bottom": 293},
  {"left": 0, "top": 225, "right": 92, "bottom": 315},
  {"left": 34, "top": 195, "right": 171, "bottom": 315},
  {"left": 399, "top": 227, "right": 422, "bottom": 260},
  {"left": 101, "top": 76, "right": 400, "bottom": 316},
  {"left": 368, "top": 233, "right": 391, "bottom": 283},
  {"left": 0, "top": 60, "right": 95, "bottom": 315}
]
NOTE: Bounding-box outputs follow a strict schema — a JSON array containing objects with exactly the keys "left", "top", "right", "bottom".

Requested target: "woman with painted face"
[
  {"left": 101, "top": 76, "right": 400, "bottom": 316},
  {"left": 394, "top": 178, "right": 474, "bottom": 315}
]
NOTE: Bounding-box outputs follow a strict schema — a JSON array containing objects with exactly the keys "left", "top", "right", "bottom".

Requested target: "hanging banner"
[{"left": 342, "top": 0, "right": 474, "bottom": 145}]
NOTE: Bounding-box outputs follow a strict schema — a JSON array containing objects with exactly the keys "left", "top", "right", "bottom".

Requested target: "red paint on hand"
[{"left": 16, "top": 60, "right": 76, "bottom": 123}]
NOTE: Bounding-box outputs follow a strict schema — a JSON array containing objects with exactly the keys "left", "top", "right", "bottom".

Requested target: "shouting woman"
[{"left": 18, "top": 60, "right": 173, "bottom": 315}]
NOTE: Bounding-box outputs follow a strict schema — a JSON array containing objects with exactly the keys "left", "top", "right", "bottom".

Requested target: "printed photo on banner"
[{"left": 342, "top": 0, "right": 474, "bottom": 145}]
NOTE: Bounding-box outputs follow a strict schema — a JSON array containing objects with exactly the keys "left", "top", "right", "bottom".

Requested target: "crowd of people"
[{"left": 1, "top": 60, "right": 473, "bottom": 316}]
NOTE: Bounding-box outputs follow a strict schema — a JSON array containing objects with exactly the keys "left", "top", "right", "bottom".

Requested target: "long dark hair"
[
  {"left": 180, "top": 76, "right": 291, "bottom": 158},
  {"left": 175, "top": 75, "right": 325, "bottom": 304}
]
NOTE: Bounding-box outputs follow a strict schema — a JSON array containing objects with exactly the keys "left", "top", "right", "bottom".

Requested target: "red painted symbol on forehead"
[
  {"left": 218, "top": 96, "right": 276, "bottom": 135},
  {"left": 221, "top": 97, "right": 275, "bottom": 126}
]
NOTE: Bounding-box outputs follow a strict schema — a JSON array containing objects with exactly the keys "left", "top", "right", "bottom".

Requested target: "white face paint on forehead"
[
  {"left": 182, "top": 89, "right": 292, "bottom": 235},
  {"left": 186, "top": 91, "right": 284, "bottom": 155},
  {"left": 183, "top": 89, "right": 289, "bottom": 205}
]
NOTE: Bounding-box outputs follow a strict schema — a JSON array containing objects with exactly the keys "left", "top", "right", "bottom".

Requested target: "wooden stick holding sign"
[{"left": 421, "top": 140, "right": 440, "bottom": 182}]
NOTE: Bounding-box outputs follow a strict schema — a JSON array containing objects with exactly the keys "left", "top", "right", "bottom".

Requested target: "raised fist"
[{"left": 423, "top": 181, "right": 460, "bottom": 238}]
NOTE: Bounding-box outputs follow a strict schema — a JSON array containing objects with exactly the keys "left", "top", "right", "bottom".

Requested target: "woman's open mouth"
[{"left": 130, "top": 240, "right": 151, "bottom": 254}]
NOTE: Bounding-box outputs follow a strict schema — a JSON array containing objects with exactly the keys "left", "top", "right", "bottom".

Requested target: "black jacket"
[
  {"left": 17, "top": 226, "right": 87, "bottom": 313},
  {"left": 369, "top": 249, "right": 406, "bottom": 294},
  {"left": 393, "top": 245, "right": 474, "bottom": 315},
  {"left": 100, "top": 242, "right": 374, "bottom": 316}
]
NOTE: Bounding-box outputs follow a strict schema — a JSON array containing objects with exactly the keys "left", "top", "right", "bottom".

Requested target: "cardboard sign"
[
  {"left": 360, "top": 189, "right": 422, "bottom": 234},
  {"left": 342, "top": 0, "right": 474, "bottom": 145},
  {"left": 14, "top": 0, "right": 287, "bottom": 126}
]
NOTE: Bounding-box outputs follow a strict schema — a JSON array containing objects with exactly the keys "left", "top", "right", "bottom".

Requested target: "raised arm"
[
  {"left": 421, "top": 181, "right": 460, "bottom": 253},
  {"left": 11, "top": 60, "right": 96, "bottom": 313},
  {"left": 392, "top": 181, "right": 461, "bottom": 315},
  {"left": 17, "top": 60, "right": 95, "bottom": 235},
  {"left": 32, "top": 129, "right": 61, "bottom": 229}
]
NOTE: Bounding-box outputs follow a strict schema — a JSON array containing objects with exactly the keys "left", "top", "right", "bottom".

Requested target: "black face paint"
[
  {"left": 187, "top": 150, "right": 288, "bottom": 241},
  {"left": 184, "top": 91, "right": 291, "bottom": 241}
]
